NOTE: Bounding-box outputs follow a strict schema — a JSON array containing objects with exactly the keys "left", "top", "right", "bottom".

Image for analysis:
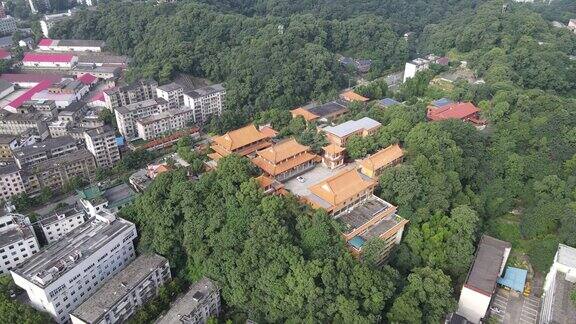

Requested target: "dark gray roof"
[
  {"left": 0, "top": 163, "right": 19, "bottom": 175},
  {"left": 156, "top": 277, "right": 218, "bottom": 324},
  {"left": 12, "top": 136, "right": 76, "bottom": 157},
  {"left": 184, "top": 83, "right": 225, "bottom": 99},
  {"left": 465, "top": 235, "right": 511, "bottom": 295},
  {"left": 103, "top": 183, "right": 135, "bottom": 206},
  {"left": 71, "top": 254, "right": 168, "bottom": 323},
  {"left": 84, "top": 125, "right": 115, "bottom": 138},
  {"left": 308, "top": 100, "right": 348, "bottom": 118},
  {"left": 157, "top": 82, "right": 183, "bottom": 92},
  {"left": 0, "top": 134, "right": 16, "bottom": 144},
  {"left": 0, "top": 79, "right": 13, "bottom": 92},
  {"left": 0, "top": 226, "right": 35, "bottom": 248}
]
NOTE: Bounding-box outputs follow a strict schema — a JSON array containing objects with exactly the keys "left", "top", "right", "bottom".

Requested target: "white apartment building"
[
  {"left": 156, "top": 82, "right": 184, "bottom": 109},
  {"left": 156, "top": 277, "right": 220, "bottom": 324},
  {"left": 11, "top": 211, "right": 137, "bottom": 323},
  {"left": 0, "top": 211, "right": 40, "bottom": 276},
  {"left": 39, "top": 206, "right": 87, "bottom": 244},
  {"left": 70, "top": 254, "right": 171, "bottom": 324},
  {"left": 403, "top": 57, "right": 432, "bottom": 83},
  {"left": 114, "top": 97, "right": 169, "bottom": 140},
  {"left": 84, "top": 126, "right": 120, "bottom": 168},
  {"left": 182, "top": 84, "right": 226, "bottom": 123},
  {"left": 0, "top": 16, "right": 17, "bottom": 35},
  {"left": 135, "top": 108, "right": 194, "bottom": 141},
  {"left": 539, "top": 244, "right": 576, "bottom": 323},
  {"left": 0, "top": 164, "right": 26, "bottom": 201},
  {"left": 104, "top": 79, "right": 158, "bottom": 112}
]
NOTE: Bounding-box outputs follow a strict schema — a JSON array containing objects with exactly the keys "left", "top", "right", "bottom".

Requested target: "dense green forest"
[{"left": 44, "top": 0, "right": 576, "bottom": 322}]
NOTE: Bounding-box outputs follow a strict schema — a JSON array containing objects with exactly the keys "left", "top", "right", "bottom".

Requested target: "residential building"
[
  {"left": 139, "top": 127, "right": 200, "bottom": 151},
  {"left": 146, "top": 163, "right": 171, "bottom": 180},
  {"left": 377, "top": 98, "right": 400, "bottom": 108},
  {"left": 456, "top": 235, "right": 511, "bottom": 324},
  {"left": 323, "top": 117, "right": 381, "bottom": 147},
  {"left": 114, "top": 98, "right": 169, "bottom": 140},
  {"left": 37, "top": 39, "right": 105, "bottom": 52},
  {"left": 0, "top": 211, "right": 40, "bottom": 276},
  {"left": 32, "top": 79, "right": 89, "bottom": 107},
  {"left": 70, "top": 254, "right": 171, "bottom": 324},
  {"left": 156, "top": 82, "right": 184, "bottom": 109},
  {"left": 251, "top": 138, "right": 318, "bottom": 181},
  {"left": 340, "top": 90, "right": 369, "bottom": 103},
  {"left": 0, "top": 78, "right": 13, "bottom": 101},
  {"left": 322, "top": 144, "right": 345, "bottom": 169},
  {"left": 301, "top": 168, "right": 408, "bottom": 264},
  {"left": 0, "top": 134, "right": 17, "bottom": 160},
  {"left": 84, "top": 126, "right": 120, "bottom": 168},
  {"left": 77, "top": 183, "right": 136, "bottom": 217},
  {"left": 11, "top": 212, "right": 137, "bottom": 323},
  {"left": 0, "top": 164, "right": 25, "bottom": 201},
  {"left": 104, "top": 79, "right": 158, "bottom": 112},
  {"left": 40, "top": 11, "right": 73, "bottom": 37},
  {"left": 20, "top": 148, "right": 97, "bottom": 195},
  {"left": 72, "top": 65, "right": 121, "bottom": 80},
  {"left": 155, "top": 277, "right": 220, "bottom": 324},
  {"left": 209, "top": 124, "right": 272, "bottom": 161},
  {"left": 135, "top": 108, "right": 195, "bottom": 141},
  {"left": 39, "top": 206, "right": 87, "bottom": 244},
  {"left": 427, "top": 101, "right": 486, "bottom": 126},
  {"left": 0, "top": 16, "right": 17, "bottom": 35},
  {"left": 539, "top": 244, "right": 576, "bottom": 324},
  {"left": 0, "top": 112, "right": 49, "bottom": 138},
  {"left": 290, "top": 100, "right": 348, "bottom": 123},
  {"left": 403, "top": 54, "right": 445, "bottom": 83},
  {"left": 359, "top": 144, "right": 404, "bottom": 179},
  {"left": 12, "top": 136, "right": 78, "bottom": 168},
  {"left": 182, "top": 83, "right": 226, "bottom": 123},
  {"left": 22, "top": 53, "right": 78, "bottom": 69}
]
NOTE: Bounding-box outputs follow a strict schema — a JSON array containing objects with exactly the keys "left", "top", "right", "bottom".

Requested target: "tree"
[
  {"left": 0, "top": 276, "right": 51, "bottom": 324},
  {"left": 387, "top": 267, "right": 456, "bottom": 324}
]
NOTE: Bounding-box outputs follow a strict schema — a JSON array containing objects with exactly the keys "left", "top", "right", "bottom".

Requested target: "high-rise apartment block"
[
  {"left": 11, "top": 212, "right": 137, "bottom": 323},
  {"left": 183, "top": 84, "right": 225, "bottom": 123},
  {"left": 156, "top": 82, "right": 184, "bottom": 109},
  {"left": 70, "top": 254, "right": 171, "bottom": 324},
  {"left": 156, "top": 277, "right": 220, "bottom": 324},
  {"left": 0, "top": 164, "right": 25, "bottom": 201},
  {"left": 104, "top": 79, "right": 158, "bottom": 112},
  {"left": 114, "top": 98, "right": 169, "bottom": 140},
  {"left": 135, "top": 108, "right": 194, "bottom": 141},
  {"left": 83, "top": 126, "right": 120, "bottom": 168},
  {"left": 0, "top": 211, "right": 40, "bottom": 275}
]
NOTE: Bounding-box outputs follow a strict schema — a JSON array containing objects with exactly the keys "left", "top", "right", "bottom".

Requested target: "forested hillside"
[{"left": 54, "top": 0, "right": 576, "bottom": 322}]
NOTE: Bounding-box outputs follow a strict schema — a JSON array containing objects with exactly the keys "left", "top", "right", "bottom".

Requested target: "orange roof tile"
[
  {"left": 323, "top": 143, "right": 345, "bottom": 155},
  {"left": 290, "top": 107, "right": 319, "bottom": 122},
  {"left": 341, "top": 90, "right": 369, "bottom": 102},
  {"left": 309, "top": 168, "right": 376, "bottom": 207},
  {"left": 256, "top": 174, "right": 274, "bottom": 188},
  {"left": 257, "top": 138, "right": 309, "bottom": 164},
  {"left": 212, "top": 124, "right": 268, "bottom": 151},
  {"left": 360, "top": 144, "right": 403, "bottom": 171},
  {"left": 259, "top": 126, "right": 279, "bottom": 138},
  {"left": 252, "top": 152, "right": 317, "bottom": 176}
]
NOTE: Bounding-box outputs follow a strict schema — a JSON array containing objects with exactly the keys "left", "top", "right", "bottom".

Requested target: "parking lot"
[{"left": 490, "top": 288, "right": 540, "bottom": 324}]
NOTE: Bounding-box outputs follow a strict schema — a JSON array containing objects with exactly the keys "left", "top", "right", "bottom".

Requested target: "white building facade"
[
  {"left": 10, "top": 212, "right": 137, "bottom": 323},
  {"left": 83, "top": 126, "right": 120, "bottom": 168},
  {"left": 0, "top": 164, "right": 26, "bottom": 201},
  {"left": 135, "top": 108, "right": 194, "bottom": 141},
  {"left": 0, "top": 212, "right": 40, "bottom": 276},
  {"left": 39, "top": 206, "right": 87, "bottom": 244},
  {"left": 114, "top": 98, "right": 169, "bottom": 140},
  {"left": 182, "top": 84, "right": 226, "bottom": 123}
]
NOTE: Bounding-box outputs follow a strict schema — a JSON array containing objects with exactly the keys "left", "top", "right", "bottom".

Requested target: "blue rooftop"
[
  {"left": 379, "top": 98, "right": 400, "bottom": 107},
  {"left": 497, "top": 266, "right": 527, "bottom": 292},
  {"left": 115, "top": 136, "right": 125, "bottom": 146},
  {"left": 431, "top": 98, "right": 453, "bottom": 107},
  {"left": 348, "top": 236, "right": 366, "bottom": 250}
]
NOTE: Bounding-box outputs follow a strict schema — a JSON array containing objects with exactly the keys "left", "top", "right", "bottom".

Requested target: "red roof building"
[
  {"left": 38, "top": 39, "right": 55, "bottom": 47},
  {"left": 77, "top": 73, "right": 97, "bottom": 85},
  {"left": 5, "top": 80, "right": 54, "bottom": 111},
  {"left": 427, "top": 102, "right": 486, "bottom": 126},
  {"left": 0, "top": 48, "right": 11, "bottom": 60},
  {"left": 23, "top": 53, "right": 75, "bottom": 63}
]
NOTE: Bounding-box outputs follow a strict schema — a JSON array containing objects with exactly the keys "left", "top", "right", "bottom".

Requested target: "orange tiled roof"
[
  {"left": 207, "top": 152, "right": 223, "bottom": 161},
  {"left": 309, "top": 168, "right": 376, "bottom": 207},
  {"left": 360, "top": 144, "right": 403, "bottom": 171},
  {"left": 323, "top": 143, "right": 345, "bottom": 155},
  {"left": 291, "top": 107, "right": 319, "bottom": 122},
  {"left": 252, "top": 152, "right": 317, "bottom": 176},
  {"left": 257, "top": 138, "right": 310, "bottom": 164},
  {"left": 256, "top": 174, "right": 275, "bottom": 188},
  {"left": 212, "top": 124, "right": 268, "bottom": 151},
  {"left": 259, "top": 126, "right": 279, "bottom": 138},
  {"left": 341, "top": 90, "right": 369, "bottom": 102}
]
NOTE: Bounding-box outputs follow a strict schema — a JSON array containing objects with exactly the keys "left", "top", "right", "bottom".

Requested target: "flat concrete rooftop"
[{"left": 283, "top": 164, "right": 355, "bottom": 197}]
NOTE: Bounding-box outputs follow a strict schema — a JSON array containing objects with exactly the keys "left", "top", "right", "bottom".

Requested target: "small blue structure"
[
  {"left": 497, "top": 266, "right": 527, "bottom": 292},
  {"left": 431, "top": 97, "right": 454, "bottom": 108},
  {"left": 348, "top": 236, "right": 366, "bottom": 250},
  {"left": 379, "top": 98, "right": 400, "bottom": 108},
  {"left": 115, "top": 136, "right": 125, "bottom": 147}
]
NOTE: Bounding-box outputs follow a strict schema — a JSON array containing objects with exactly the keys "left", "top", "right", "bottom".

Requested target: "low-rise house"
[
  {"left": 37, "top": 38, "right": 105, "bottom": 52},
  {"left": 323, "top": 117, "right": 381, "bottom": 146},
  {"left": 340, "top": 90, "right": 369, "bottom": 103},
  {"left": 72, "top": 65, "right": 121, "bottom": 80},
  {"left": 377, "top": 98, "right": 400, "bottom": 108},
  {"left": 155, "top": 277, "right": 220, "bottom": 324},
  {"left": 359, "top": 144, "right": 404, "bottom": 179},
  {"left": 209, "top": 124, "right": 272, "bottom": 161},
  {"left": 456, "top": 235, "right": 511, "bottom": 323},
  {"left": 291, "top": 100, "right": 349, "bottom": 123},
  {"left": 38, "top": 206, "right": 87, "bottom": 244},
  {"left": 77, "top": 183, "right": 136, "bottom": 217},
  {"left": 251, "top": 138, "right": 319, "bottom": 181},
  {"left": 321, "top": 144, "right": 345, "bottom": 170},
  {"left": 427, "top": 101, "right": 486, "bottom": 126},
  {"left": 539, "top": 244, "right": 576, "bottom": 324},
  {"left": 255, "top": 174, "right": 286, "bottom": 195},
  {"left": 147, "top": 163, "right": 171, "bottom": 180},
  {"left": 70, "top": 254, "right": 171, "bottom": 324},
  {"left": 22, "top": 53, "right": 78, "bottom": 69}
]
